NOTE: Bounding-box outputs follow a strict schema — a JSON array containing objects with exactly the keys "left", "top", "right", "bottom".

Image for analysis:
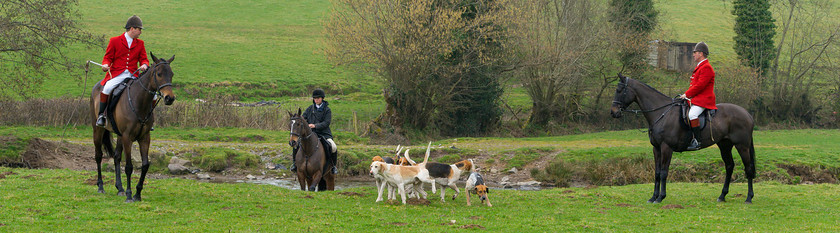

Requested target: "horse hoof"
[
  {"left": 125, "top": 199, "right": 134, "bottom": 203},
  {"left": 745, "top": 200, "right": 752, "bottom": 204},
  {"left": 97, "top": 189, "right": 105, "bottom": 194},
  {"left": 717, "top": 198, "right": 726, "bottom": 202},
  {"left": 133, "top": 196, "right": 142, "bottom": 202},
  {"left": 117, "top": 191, "right": 126, "bottom": 196}
]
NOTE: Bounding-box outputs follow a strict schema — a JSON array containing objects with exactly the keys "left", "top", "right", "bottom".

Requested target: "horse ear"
[
  {"left": 297, "top": 108, "right": 302, "bottom": 116},
  {"left": 618, "top": 73, "right": 627, "bottom": 83},
  {"left": 168, "top": 54, "right": 175, "bottom": 63},
  {"left": 150, "top": 52, "right": 159, "bottom": 64}
]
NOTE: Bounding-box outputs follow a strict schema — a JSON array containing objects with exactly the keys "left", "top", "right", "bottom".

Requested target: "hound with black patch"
[
  {"left": 465, "top": 172, "right": 492, "bottom": 207},
  {"left": 425, "top": 159, "right": 475, "bottom": 202}
]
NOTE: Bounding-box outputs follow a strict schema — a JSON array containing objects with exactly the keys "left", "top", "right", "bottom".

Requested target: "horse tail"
[
  {"left": 102, "top": 131, "right": 115, "bottom": 158},
  {"left": 747, "top": 137, "right": 756, "bottom": 179},
  {"left": 422, "top": 141, "right": 431, "bottom": 164}
]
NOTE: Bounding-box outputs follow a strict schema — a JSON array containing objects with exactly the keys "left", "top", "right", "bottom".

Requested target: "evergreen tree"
[{"left": 732, "top": 0, "right": 776, "bottom": 75}]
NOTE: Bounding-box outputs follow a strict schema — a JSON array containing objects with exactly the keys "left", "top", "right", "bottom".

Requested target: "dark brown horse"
[
  {"left": 90, "top": 53, "right": 176, "bottom": 202},
  {"left": 610, "top": 75, "right": 755, "bottom": 203},
  {"left": 288, "top": 108, "right": 335, "bottom": 191}
]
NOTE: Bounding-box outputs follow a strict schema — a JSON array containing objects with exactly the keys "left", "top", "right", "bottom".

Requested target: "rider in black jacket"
[{"left": 290, "top": 89, "right": 338, "bottom": 174}]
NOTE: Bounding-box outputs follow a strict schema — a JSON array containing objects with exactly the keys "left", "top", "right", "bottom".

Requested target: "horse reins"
[
  {"left": 126, "top": 61, "right": 172, "bottom": 140},
  {"left": 289, "top": 117, "right": 320, "bottom": 158},
  {"left": 613, "top": 81, "right": 682, "bottom": 128}
]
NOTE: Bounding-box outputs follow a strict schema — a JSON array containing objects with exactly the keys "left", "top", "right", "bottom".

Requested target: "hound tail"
[{"left": 422, "top": 141, "right": 431, "bottom": 164}]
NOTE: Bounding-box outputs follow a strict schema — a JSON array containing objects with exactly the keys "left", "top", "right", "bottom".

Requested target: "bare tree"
[
  {"left": 0, "top": 0, "right": 103, "bottom": 100},
  {"left": 761, "top": 0, "right": 840, "bottom": 122},
  {"left": 511, "top": 0, "right": 614, "bottom": 127},
  {"left": 323, "top": 0, "right": 519, "bottom": 136}
]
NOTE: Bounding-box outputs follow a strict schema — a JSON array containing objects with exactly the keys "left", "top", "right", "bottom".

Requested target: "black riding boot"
[
  {"left": 96, "top": 101, "right": 107, "bottom": 127},
  {"left": 330, "top": 151, "right": 338, "bottom": 174},
  {"left": 289, "top": 148, "right": 297, "bottom": 172},
  {"left": 687, "top": 126, "right": 702, "bottom": 151}
]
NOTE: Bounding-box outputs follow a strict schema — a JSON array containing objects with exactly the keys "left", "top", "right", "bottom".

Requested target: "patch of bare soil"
[
  {"left": 459, "top": 224, "right": 486, "bottom": 229},
  {"left": 661, "top": 204, "right": 684, "bottom": 209},
  {"left": 16, "top": 137, "right": 101, "bottom": 170},
  {"left": 406, "top": 198, "right": 430, "bottom": 205},
  {"left": 337, "top": 191, "right": 365, "bottom": 197}
]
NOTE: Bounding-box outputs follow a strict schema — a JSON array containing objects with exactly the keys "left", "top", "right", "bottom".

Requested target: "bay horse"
[
  {"left": 610, "top": 74, "right": 755, "bottom": 203},
  {"left": 90, "top": 53, "right": 176, "bottom": 202},
  {"left": 288, "top": 108, "right": 335, "bottom": 191}
]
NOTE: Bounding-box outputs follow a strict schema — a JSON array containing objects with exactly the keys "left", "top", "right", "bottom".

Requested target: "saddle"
[
  {"left": 678, "top": 99, "right": 716, "bottom": 131},
  {"left": 104, "top": 78, "right": 135, "bottom": 136}
]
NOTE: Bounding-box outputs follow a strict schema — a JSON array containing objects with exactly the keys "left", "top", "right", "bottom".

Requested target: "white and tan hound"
[{"left": 369, "top": 145, "right": 436, "bottom": 204}]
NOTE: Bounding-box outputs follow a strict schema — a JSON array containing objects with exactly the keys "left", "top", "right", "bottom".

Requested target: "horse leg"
[
  {"left": 113, "top": 141, "right": 126, "bottom": 196},
  {"left": 122, "top": 137, "right": 135, "bottom": 203},
  {"left": 655, "top": 145, "right": 674, "bottom": 203},
  {"left": 296, "top": 171, "right": 307, "bottom": 191},
  {"left": 736, "top": 141, "right": 756, "bottom": 204},
  {"left": 309, "top": 172, "right": 323, "bottom": 192},
  {"left": 649, "top": 145, "right": 662, "bottom": 203},
  {"left": 327, "top": 174, "right": 335, "bottom": 191},
  {"left": 134, "top": 136, "right": 151, "bottom": 202},
  {"left": 93, "top": 129, "right": 106, "bottom": 194},
  {"left": 317, "top": 177, "right": 327, "bottom": 192},
  {"left": 717, "top": 141, "right": 735, "bottom": 202}
]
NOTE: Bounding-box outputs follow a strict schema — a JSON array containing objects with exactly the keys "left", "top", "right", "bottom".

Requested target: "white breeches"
[
  {"left": 102, "top": 70, "right": 132, "bottom": 95},
  {"left": 326, "top": 138, "right": 337, "bottom": 153},
  {"left": 688, "top": 105, "right": 706, "bottom": 120}
]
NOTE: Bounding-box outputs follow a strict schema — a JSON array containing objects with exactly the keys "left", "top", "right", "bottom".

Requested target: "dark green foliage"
[
  {"left": 383, "top": 0, "right": 507, "bottom": 137},
  {"left": 608, "top": 0, "right": 658, "bottom": 76},
  {"left": 732, "top": 0, "right": 776, "bottom": 74}
]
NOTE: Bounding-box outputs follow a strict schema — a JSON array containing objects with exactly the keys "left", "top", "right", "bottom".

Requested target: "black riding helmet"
[
  {"left": 693, "top": 42, "right": 709, "bottom": 57},
  {"left": 125, "top": 15, "right": 144, "bottom": 29},
  {"left": 312, "top": 89, "right": 325, "bottom": 99}
]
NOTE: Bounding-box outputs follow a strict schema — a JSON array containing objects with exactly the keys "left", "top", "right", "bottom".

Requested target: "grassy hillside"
[
  {"left": 32, "top": 0, "right": 837, "bottom": 100},
  {"left": 44, "top": 0, "right": 379, "bottom": 100},
  {"left": 1, "top": 167, "right": 839, "bottom": 231}
]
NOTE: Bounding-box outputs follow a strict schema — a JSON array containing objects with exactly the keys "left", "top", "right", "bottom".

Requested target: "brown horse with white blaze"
[
  {"left": 90, "top": 53, "right": 176, "bottom": 202},
  {"left": 610, "top": 74, "right": 755, "bottom": 204},
  {"left": 289, "top": 108, "right": 335, "bottom": 191}
]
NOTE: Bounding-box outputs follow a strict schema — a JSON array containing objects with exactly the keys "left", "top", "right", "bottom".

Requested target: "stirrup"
[
  {"left": 96, "top": 114, "right": 106, "bottom": 127},
  {"left": 290, "top": 164, "right": 297, "bottom": 172},
  {"left": 331, "top": 166, "right": 338, "bottom": 174},
  {"left": 686, "top": 138, "right": 701, "bottom": 151}
]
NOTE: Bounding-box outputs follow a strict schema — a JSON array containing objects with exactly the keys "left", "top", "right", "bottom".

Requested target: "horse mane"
[{"left": 628, "top": 78, "right": 670, "bottom": 99}]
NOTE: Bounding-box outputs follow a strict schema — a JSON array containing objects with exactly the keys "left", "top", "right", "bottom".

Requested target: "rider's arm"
[{"left": 101, "top": 37, "right": 116, "bottom": 71}]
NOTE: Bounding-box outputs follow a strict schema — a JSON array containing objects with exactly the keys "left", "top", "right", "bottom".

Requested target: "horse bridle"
[
  {"left": 289, "top": 117, "right": 314, "bottom": 150},
  {"left": 613, "top": 80, "right": 679, "bottom": 114},
  {"left": 125, "top": 61, "right": 174, "bottom": 140},
  {"left": 137, "top": 61, "right": 173, "bottom": 97},
  {"left": 612, "top": 79, "right": 682, "bottom": 128}
]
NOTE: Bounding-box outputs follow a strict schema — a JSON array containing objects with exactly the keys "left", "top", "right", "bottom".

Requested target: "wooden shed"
[{"left": 647, "top": 40, "right": 697, "bottom": 73}]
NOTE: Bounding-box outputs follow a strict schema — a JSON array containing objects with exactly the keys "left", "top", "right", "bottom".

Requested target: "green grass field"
[
  {"left": 31, "top": 0, "right": 840, "bottom": 101},
  {"left": 1, "top": 167, "right": 838, "bottom": 231}
]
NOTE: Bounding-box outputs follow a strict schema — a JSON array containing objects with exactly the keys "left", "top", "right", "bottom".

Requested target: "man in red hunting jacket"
[
  {"left": 679, "top": 42, "right": 716, "bottom": 151},
  {"left": 96, "top": 15, "right": 150, "bottom": 127}
]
